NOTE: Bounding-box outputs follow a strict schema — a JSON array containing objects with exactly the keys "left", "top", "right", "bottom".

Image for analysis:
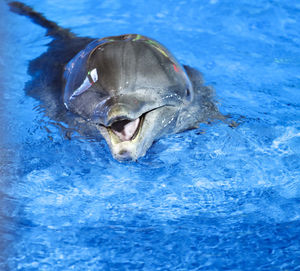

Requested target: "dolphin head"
[{"left": 63, "top": 34, "right": 193, "bottom": 161}]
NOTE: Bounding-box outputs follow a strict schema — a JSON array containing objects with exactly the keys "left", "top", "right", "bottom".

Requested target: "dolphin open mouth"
[
  {"left": 97, "top": 108, "right": 157, "bottom": 161},
  {"left": 110, "top": 117, "right": 142, "bottom": 142},
  {"left": 97, "top": 105, "right": 176, "bottom": 161},
  {"left": 106, "top": 110, "right": 147, "bottom": 145}
]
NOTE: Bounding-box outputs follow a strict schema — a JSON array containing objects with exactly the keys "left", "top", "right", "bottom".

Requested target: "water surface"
[{"left": 1, "top": 0, "right": 300, "bottom": 270}]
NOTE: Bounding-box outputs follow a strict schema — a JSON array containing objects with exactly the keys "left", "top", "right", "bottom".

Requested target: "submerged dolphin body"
[{"left": 9, "top": 2, "right": 223, "bottom": 161}]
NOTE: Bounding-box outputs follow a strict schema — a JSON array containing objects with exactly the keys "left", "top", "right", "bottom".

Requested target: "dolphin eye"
[{"left": 186, "top": 88, "right": 190, "bottom": 97}]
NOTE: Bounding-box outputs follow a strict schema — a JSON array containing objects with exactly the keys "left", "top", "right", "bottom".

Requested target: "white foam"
[{"left": 272, "top": 127, "right": 300, "bottom": 150}]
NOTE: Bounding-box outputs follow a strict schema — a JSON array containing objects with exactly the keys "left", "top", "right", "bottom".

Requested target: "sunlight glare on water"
[{"left": 1, "top": 0, "right": 300, "bottom": 270}]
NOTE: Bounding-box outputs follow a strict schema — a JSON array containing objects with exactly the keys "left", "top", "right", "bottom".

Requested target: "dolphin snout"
[{"left": 115, "top": 149, "right": 135, "bottom": 161}]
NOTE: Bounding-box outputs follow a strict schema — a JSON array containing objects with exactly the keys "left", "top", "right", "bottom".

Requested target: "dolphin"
[{"left": 9, "top": 1, "right": 223, "bottom": 161}]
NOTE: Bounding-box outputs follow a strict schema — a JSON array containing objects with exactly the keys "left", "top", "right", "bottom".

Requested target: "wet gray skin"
[
  {"left": 9, "top": 2, "right": 223, "bottom": 162},
  {"left": 64, "top": 34, "right": 220, "bottom": 161}
]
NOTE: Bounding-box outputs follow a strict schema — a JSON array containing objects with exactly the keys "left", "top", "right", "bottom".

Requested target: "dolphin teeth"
[{"left": 111, "top": 118, "right": 140, "bottom": 142}]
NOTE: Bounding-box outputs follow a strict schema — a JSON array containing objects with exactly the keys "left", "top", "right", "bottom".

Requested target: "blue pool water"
[{"left": 1, "top": 0, "right": 300, "bottom": 270}]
